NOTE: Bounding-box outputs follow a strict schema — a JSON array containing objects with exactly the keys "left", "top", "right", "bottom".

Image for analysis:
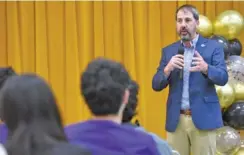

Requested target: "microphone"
[{"left": 178, "top": 45, "right": 184, "bottom": 79}]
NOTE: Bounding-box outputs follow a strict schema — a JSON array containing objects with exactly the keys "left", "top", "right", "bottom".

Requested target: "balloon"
[
  {"left": 225, "top": 56, "right": 244, "bottom": 83},
  {"left": 215, "top": 83, "right": 235, "bottom": 109},
  {"left": 241, "top": 140, "right": 244, "bottom": 147},
  {"left": 235, "top": 140, "right": 244, "bottom": 155},
  {"left": 216, "top": 85, "right": 222, "bottom": 95},
  {"left": 197, "top": 15, "right": 213, "bottom": 37},
  {"left": 210, "top": 35, "right": 230, "bottom": 60},
  {"left": 223, "top": 101, "right": 244, "bottom": 130},
  {"left": 213, "top": 10, "right": 244, "bottom": 40},
  {"left": 233, "top": 83, "right": 244, "bottom": 101},
  {"left": 229, "top": 38, "right": 243, "bottom": 56},
  {"left": 236, "top": 148, "right": 244, "bottom": 155},
  {"left": 216, "top": 126, "right": 241, "bottom": 155}
]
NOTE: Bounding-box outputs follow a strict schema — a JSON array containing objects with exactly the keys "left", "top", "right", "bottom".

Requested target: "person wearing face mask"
[{"left": 152, "top": 4, "right": 228, "bottom": 155}]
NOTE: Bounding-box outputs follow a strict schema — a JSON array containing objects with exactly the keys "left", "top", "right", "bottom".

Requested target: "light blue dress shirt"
[{"left": 181, "top": 34, "right": 199, "bottom": 110}]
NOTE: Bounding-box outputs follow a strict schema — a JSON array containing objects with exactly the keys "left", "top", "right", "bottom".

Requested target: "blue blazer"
[{"left": 152, "top": 35, "right": 228, "bottom": 132}]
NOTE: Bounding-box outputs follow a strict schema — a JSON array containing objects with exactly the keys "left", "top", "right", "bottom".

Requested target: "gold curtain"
[{"left": 0, "top": 1, "right": 243, "bottom": 139}]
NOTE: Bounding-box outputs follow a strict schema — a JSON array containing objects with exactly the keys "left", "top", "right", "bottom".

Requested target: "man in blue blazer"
[{"left": 152, "top": 4, "right": 228, "bottom": 155}]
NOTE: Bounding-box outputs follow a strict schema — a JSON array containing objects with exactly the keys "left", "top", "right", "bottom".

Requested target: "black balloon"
[
  {"left": 210, "top": 35, "right": 230, "bottom": 60},
  {"left": 229, "top": 38, "right": 243, "bottom": 56},
  {"left": 223, "top": 101, "right": 244, "bottom": 130}
]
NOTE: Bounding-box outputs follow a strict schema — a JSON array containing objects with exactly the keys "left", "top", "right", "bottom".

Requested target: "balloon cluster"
[
  {"left": 218, "top": 56, "right": 244, "bottom": 127},
  {"left": 197, "top": 10, "right": 244, "bottom": 154},
  {"left": 197, "top": 10, "right": 243, "bottom": 57},
  {"left": 215, "top": 56, "right": 244, "bottom": 154}
]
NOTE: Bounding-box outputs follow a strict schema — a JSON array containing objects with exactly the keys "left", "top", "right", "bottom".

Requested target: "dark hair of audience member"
[
  {"left": 81, "top": 57, "right": 131, "bottom": 116},
  {"left": 122, "top": 80, "right": 139, "bottom": 123},
  {"left": 0, "top": 67, "right": 16, "bottom": 122},
  {"left": 0, "top": 74, "right": 89, "bottom": 155},
  {"left": 0, "top": 67, "right": 16, "bottom": 89}
]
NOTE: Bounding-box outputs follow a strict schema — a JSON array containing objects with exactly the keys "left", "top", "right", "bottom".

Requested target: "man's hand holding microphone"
[
  {"left": 163, "top": 47, "right": 208, "bottom": 78},
  {"left": 164, "top": 47, "right": 184, "bottom": 77}
]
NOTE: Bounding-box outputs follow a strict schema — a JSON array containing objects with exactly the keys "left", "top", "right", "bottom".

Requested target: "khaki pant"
[{"left": 167, "top": 114, "right": 217, "bottom": 155}]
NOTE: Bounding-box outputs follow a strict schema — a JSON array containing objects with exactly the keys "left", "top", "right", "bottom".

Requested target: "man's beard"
[{"left": 180, "top": 32, "right": 191, "bottom": 42}]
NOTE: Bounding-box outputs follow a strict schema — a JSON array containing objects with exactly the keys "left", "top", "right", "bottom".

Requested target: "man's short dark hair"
[
  {"left": 81, "top": 57, "right": 131, "bottom": 116},
  {"left": 122, "top": 80, "right": 139, "bottom": 123},
  {"left": 175, "top": 4, "right": 199, "bottom": 21}
]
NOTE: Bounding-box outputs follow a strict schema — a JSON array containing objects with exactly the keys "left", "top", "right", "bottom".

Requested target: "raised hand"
[{"left": 190, "top": 51, "right": 208, "bottom": 74}]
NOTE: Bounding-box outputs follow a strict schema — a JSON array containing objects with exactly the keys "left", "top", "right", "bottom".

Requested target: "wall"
[{"left": 0, "top": 1, "right": 243, "bottom": 138}]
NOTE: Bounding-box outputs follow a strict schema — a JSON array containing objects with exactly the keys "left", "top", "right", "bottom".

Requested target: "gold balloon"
[
  {"left": 215, "top": 83, "right": 235, "bottom": 109},
  {"left": 213, "top": 10, "right": 244, "bottom": 40},
  {"left": 240, "top": 140, "right": 244, "bottom": 148},
  {"left": 216, "top": 85, "right": 222, "bottom": 95},
  {"left": 233, "top": 83, "right": 244, "bottom": 101},
  {"left": 197, "top": 14, "right": 213, "bottom": 37},
  {"left": 235, "top": 145, "right": 244, "bottom": 155},
  {"left": 235, "top": 140, "right": 244, "bottom": 154}
]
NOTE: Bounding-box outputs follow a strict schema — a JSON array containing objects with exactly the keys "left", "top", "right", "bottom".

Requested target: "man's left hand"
[{"left": 189, "top": 51, "right": 208, "bottom": 74}]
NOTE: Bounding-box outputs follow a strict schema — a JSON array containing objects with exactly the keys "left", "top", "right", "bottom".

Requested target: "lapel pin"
[{"left": 201, "top": 44, "right": 206, "bottom": 47}]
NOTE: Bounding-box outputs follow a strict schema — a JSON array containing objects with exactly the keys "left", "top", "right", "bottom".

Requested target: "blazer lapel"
[{"left": 172, "top": 41, "right": 182, "bottom": 56}]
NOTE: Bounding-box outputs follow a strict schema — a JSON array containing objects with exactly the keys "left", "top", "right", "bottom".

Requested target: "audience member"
[
  {"left": 0, "top": 67, "right": 17, "bottom": 144},
  {"left": 122, "top": 80, "right": 180, "bottom": 155},
  {"left": 0, "top": 74, "right": 90, "bottom": 155},
  {"left": 65, "top": 58, "right": 161, "bottom": 155}
]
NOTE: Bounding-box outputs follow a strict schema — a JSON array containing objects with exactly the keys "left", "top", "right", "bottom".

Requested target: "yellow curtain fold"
[{"left": 0, "top": 1, "right": 244, "bottom": 138}]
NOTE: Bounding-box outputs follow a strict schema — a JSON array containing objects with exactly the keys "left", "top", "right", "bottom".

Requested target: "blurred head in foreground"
[
  {"left": 0, "top": 74, "right": 70, "bottom": 155},
  {"left": 80, "top": 57, "right": 131, "bottom": 123}
]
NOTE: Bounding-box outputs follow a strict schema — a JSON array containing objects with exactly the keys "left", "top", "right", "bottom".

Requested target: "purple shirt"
[
  {"left": 0, "top": 124, "right": 8, "bottom": 144},
  {"left": 65, "top": 120, "right": 160, "bottom": 155}
]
